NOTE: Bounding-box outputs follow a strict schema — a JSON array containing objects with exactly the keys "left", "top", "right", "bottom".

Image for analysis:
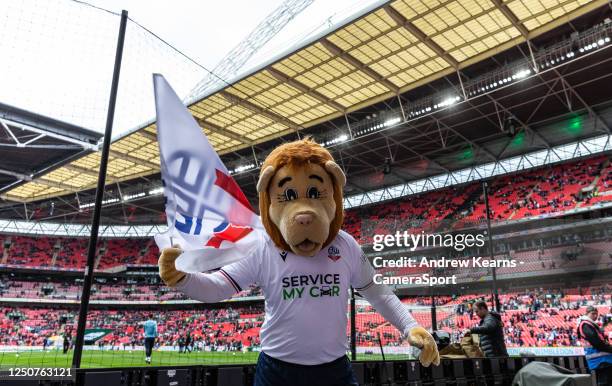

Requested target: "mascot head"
[{"left": 256, "top": 138, "right": 346, "bottom": 257}]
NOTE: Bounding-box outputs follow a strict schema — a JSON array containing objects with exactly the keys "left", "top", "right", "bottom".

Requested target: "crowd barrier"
[{"left": 7, "top": 355, "right": 592, "bottom": 386}]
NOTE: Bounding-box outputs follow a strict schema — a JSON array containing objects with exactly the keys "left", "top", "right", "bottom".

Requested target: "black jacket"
[{"left": 470, "top": 311, "right": 509, "bottom": 357}]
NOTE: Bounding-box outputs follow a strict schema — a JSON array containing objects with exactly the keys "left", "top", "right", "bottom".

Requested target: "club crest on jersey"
[{"left": 327, "top": 245, "right": 341, "bottom": 261}]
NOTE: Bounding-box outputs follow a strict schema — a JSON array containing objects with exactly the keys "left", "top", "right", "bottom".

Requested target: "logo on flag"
[
  {"left": 152, "top": 74, "right": 263, "bottom": 273},
  {"left": 205, "top": 222, "right": 253, "bottom": 248}
]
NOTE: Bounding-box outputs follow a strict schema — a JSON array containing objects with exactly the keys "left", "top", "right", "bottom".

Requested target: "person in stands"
[
  {"left": 577, "top": 306, "right": 612, "bottom": 386},
  {"left": 465, "top": 301, "right": 508, "bottom": 357}
]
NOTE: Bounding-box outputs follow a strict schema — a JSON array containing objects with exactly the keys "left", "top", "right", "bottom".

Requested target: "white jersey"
[
  {"left": 223, "top": 230, "right": 373, "bottom": 365},
  {"left": 176, "top": 230, "right": 416, "bottom": 365}
]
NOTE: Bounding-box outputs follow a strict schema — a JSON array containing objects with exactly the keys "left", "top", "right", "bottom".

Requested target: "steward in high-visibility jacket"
[{"left": 577, "top": 306, "right": 612, "bottom": 386}]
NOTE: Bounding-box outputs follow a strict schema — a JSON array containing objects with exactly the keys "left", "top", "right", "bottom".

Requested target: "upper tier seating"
[{"left": 1, "top": 155, "right": 610, "bottom": 270}]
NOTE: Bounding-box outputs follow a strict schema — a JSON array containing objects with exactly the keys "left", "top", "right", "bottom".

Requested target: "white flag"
[{"left": 153, "top": 74, "right": 263, "bottom": 272}]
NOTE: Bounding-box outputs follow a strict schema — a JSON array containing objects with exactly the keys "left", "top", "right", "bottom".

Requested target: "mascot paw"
[
  {"left": 406, "top": 326, "right": 440, "bottom": 367},
  {"left": 158, "top": 247, "right": 186, "bottom": 287}
]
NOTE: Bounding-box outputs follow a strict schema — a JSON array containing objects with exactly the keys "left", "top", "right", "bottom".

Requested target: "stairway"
[
  {"left": 451, "top": 185, "right": 483, "bottom": 228},
  {"left": 50, "top": 239, "right": 62, "bottom": 266},
  {"left": 94, "top": 240, "right": 107, "bottom": 270},
  {"left": 135, "top": 239, "right": 154, "bottom": 265},
  {"left": 575, "top": 158, "right": 610, "bottom": 208},
  {"left": 0, "top": 237, "right": 10, "bottom": 264}
]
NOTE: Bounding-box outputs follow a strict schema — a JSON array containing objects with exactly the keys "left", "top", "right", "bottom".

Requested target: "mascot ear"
[
  {"left": 257, "top": 165, "right": 276, "bottom": 193},
  {"left": 324, "top": 161, "right": 346, "bottom": 187}
]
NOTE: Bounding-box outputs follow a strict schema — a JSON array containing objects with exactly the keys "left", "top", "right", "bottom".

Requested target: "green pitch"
[{"left": 0, "top": 349, "right": 411, "bottom": 369}]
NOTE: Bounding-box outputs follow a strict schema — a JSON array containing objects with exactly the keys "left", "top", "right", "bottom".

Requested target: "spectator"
[{"left": 465, "top": 301, "right": 508, "bottom": 357}]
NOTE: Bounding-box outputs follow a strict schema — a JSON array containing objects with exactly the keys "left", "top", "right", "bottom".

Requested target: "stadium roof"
[
  {"left": 1, "top": 0, "right": 608, "bottom": 203},
  {"left": 0, "top": 102, "right": 101, "bottom": 198}
]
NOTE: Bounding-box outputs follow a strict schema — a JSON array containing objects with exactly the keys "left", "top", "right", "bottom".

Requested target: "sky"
[
  {"left": 0, "top": 0, "right": 380, "bottom": 139},
  {"left": 86, "top": 0, "right": 284, "bottom": 71}
]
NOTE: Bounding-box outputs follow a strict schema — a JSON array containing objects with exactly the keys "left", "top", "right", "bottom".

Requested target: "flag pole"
[
  {"left": 72, "top": 9, "right": 128, "bottom": 368},
  {"left": 350, "top": 287, "right": 357, "bottom": 360}
]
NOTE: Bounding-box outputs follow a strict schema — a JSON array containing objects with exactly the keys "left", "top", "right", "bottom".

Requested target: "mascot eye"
[
  {"left": 283, "top": 188, "right": 298, "bottom": 201},
  {"left": 307, "top": 186, "right": 321, "bottom": 199}
]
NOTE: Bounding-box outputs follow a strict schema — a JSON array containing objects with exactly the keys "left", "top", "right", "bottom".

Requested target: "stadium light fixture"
[
  {"left": 384, "top": 117, "right": 401, "bottom": 127},
  {"left": 323, "top": 133, "right": 349, "bottom": 146},
  {"left": 233, "top": 163, "right": 256, "bottom": 173},
  {"left": 582, "top": 42, "right": 595, "bottom": 51},
  {"left": 122, "top": 192, "right": 145, "bottom": 202},
  {"left": 514, "top": 69, "right": 531, "bottom": 79},
  {"left": 79, "top": 197, "right": 120, "bottom": 210},
  {"left": 355, "top": 24, "right": 608, "bottom": 139},
  {"left": 148, "top": 187, "right": 164, "bottom": 196},
  {"left": 435, "top": 96, "right": 461, "bottom": 109}
]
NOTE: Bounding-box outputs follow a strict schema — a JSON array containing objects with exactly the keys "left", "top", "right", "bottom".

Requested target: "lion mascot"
[{"left": 159, "top": 138, "right": 439, "bottom": 386}]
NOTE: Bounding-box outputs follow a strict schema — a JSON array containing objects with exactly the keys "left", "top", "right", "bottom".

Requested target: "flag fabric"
[{"left": 153, "top": 74, "right": 263, "bottom": 273}]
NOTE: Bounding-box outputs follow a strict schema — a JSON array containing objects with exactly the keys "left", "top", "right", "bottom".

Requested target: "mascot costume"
[{"left": 159, "top": 138, "right": 439, "bottom": 386}]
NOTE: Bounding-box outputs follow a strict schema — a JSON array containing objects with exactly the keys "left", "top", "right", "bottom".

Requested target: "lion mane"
[{"left": 258, "top": 138, "right": 344, "bottom": 252}]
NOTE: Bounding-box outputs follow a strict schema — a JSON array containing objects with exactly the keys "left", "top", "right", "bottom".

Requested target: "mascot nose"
[{"left": 295, "top": 213, "right": 314, "bottom": 226}]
